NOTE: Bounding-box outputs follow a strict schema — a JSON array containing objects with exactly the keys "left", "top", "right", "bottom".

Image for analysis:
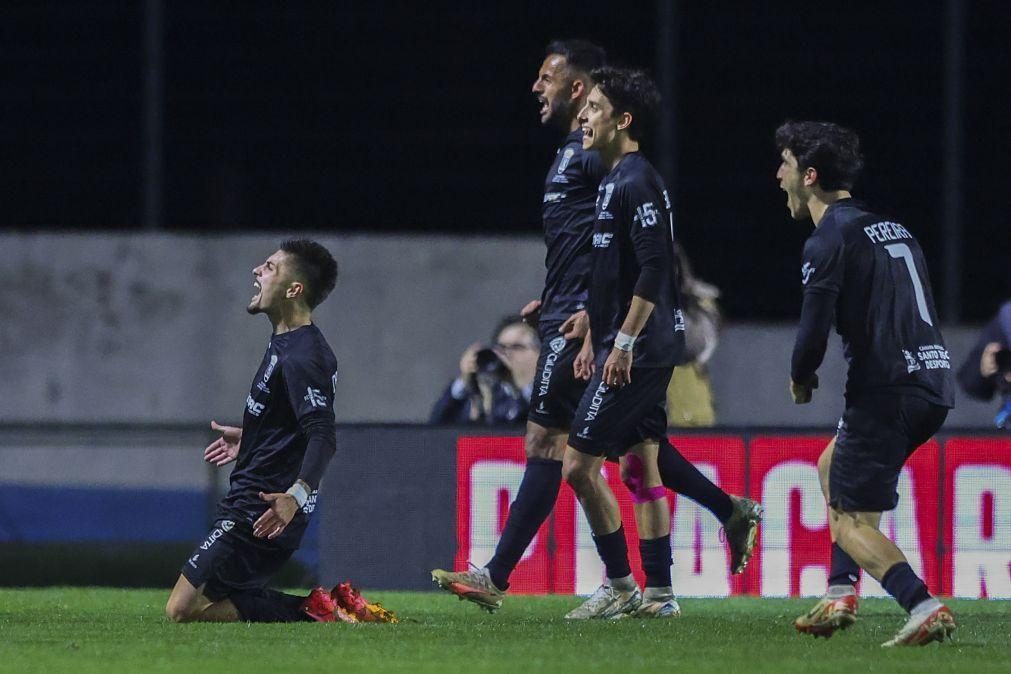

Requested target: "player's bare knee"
[
  {"left": 562, "top": 461, "right": 593, "bottom": 493},
  {"left": 524, "top": 424, "right": 564, "bottom": 461}
]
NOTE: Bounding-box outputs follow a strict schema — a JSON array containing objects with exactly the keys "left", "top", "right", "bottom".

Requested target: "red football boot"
[
  {"left": 330, "top": 581, "right": 399, "bottom": 623},
  {"left": 300, "top": 586, "right": 337, "bottom": 623}
]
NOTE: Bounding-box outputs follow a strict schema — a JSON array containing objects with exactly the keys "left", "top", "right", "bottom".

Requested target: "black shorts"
[
  {"left": 526, "top": 322, "right": 586, "bottom": 430},
  {"left": 181, "top": 518, "right": 295, "bottom": 601},
  {"left": 830, "top": 393, "right": 948, "bottom": 513},
  {"left": 567, "top": 366, "right": 673, "bottom": 458}
]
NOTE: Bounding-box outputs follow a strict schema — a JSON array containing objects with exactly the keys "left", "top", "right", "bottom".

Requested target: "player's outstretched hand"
[
  {"left": 574, "top": 336, "right": 594, "bottom": 381},
  {"left": 603, "top": 348, "right": 632, "bottom": 387},
  {"left": 790, "top": 375, "right": 818, "bottom": 404},
  {"left": 253, "top": 492, "right": 298, "bottom": 539},
  {"left": 559, "top": 310, "right": 589, "bottom": 340},
  {"left": 204, "top": 420, "right": 241, "bottom": 466}
]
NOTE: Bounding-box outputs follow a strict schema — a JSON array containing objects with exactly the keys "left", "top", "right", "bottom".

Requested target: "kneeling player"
[
  {"left": 165, "top": 240, "right": 391, "bottom": 624},
  {"left": 777, "top": 121, "right": 955, "bottom": 646}
]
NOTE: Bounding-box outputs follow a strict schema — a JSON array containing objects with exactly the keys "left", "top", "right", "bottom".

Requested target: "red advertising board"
[
  {"left": 455, "top": 434, "right": 1008, "bottom": 598},
  {"left": 941, "top": 438, "right": 1011, "bottom": 598}
]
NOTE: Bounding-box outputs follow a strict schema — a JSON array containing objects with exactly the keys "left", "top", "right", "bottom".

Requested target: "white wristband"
[
  {"left": 614, "top": 331, "right": 636, "bottom": 352},
  {"left": 286, "top": 482, "right": 309, "bottom": 508}
]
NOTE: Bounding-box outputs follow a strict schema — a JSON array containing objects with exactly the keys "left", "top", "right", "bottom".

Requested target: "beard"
[{"left": 545, "top": 96, "right": 575, "bottom": 131}]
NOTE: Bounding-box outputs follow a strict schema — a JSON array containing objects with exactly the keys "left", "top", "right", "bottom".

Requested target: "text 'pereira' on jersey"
[{"left": 793, "top": 199, "right": 954, "bottom": 407}]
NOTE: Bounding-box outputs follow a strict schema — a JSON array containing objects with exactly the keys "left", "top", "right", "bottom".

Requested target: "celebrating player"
[
  {"left": 165, "top": 239, "right": 386, "bottom": 624},
  {"left": 777, "top": 121, "right": 956, "bottom": 646},
  {"left": 432, "top": 43, "right": 760, "bottom": 617},
  {"left": 561, "top": 66, "right": 709, "bottom": 619}
]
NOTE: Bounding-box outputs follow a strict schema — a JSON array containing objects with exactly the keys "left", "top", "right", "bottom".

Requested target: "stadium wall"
[
  {"left": 0, "top": 234, "right": 999, "bottom": 427},
  {"left": 1, "top": 425, "right": 1007, "bottom": 598}
]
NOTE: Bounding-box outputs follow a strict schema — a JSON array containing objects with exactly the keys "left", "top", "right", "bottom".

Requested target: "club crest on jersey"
[
  {"left": 903, "top": 349, "right": 922, "bottom": 373},
  {"left": 801, "top": 262, "right": 816, "bottom": 285},
  {"left": 257, "top": 354, "right": 279, "bottom": 392},
  {"left": 550, "top": 336, "right": 566, "bottom": 354},
  {"left": 557, "top": 147, "right": 575, "bottom": 173},
  {"left": 599, "top": 182, "right": 615, "bottom": 210}
]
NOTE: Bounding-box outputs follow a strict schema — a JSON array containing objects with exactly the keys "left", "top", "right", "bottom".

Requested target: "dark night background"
[{"left": 2, "top": 1, "right": 1008, "bottom": 320}]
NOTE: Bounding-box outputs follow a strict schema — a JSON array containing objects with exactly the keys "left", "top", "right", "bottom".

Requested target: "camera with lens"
[{"left": 473, "top": 347, "right": 511, "bottom": 381}]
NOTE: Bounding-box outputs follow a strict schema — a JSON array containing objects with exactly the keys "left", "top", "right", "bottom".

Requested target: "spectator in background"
[
  {"left": 430, "top": 316, "right": 539, "bottom": 425},
  {"left": 667, "top": 243, "right": 721, "bottom": 426},
  {"left": 957, "top": 300, "right": 1011, "bottom": 428}
]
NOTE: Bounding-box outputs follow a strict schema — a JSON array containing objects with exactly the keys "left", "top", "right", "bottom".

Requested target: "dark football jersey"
[
  {"left": 218, "top": 323, "right": 339, "bottom": 548},
  {"left": 539, "top": 129, "right": 607, "bottom": 323},
  {"left": 588, "top": 152, "right": 685, "bottom": 368},
  {"left": 792, "top": 199, "right": 954, "bottom": 407}
]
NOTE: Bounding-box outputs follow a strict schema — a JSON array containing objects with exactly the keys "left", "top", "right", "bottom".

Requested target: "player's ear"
[
  {"left": 617, "top": 111, "right": 633, "bottom": 132},
  {"left": 803, "top": 167, "right": 818, "bottom": 187},
  {"left": 286, "top": 281, "right": 304, "bottom": 300},
  {"left": 570, "top": 78, "right": 586, "bottom": 101}
]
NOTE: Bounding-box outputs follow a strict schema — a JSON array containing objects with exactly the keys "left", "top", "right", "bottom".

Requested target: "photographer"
[
  {"left": 957, "top": 300, "right": 1011, "bottom": 428},
  {"left": 429, "top": 316, "right": 539, "bottom": 425}
]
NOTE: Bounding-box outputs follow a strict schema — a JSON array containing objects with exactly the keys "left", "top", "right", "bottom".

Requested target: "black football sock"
[
  {"left": 657, "top": 437, "right": 734, "bottom": 522},
  {"left": 640, "top": 535, "right": 673, "bottom": 589},
  {"left": 486, "top": 457, "right": 562, "bottom": 591},
  {"left": 592, "top": 525, "right": 632, "bottom": 581},
  {"left": 881, "top": 562, "right": 932, "bottom": 613},
  {"left": 230, "top": 588, "right": 312, "bottom": 623},
  {"left": 827, "top": 542, "right": 861, "bottom": 588}
]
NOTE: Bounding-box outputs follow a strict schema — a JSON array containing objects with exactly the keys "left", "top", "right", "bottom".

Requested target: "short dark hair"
[
  {"left": 279, "top": 238, "right": 338, "bottom": 309},
  {"left": 545, "top": 39, "right": 607, "bottom": 77},
  {"left": 589, "top": 66, "right": 660, "bottom": 143},
  {"left": 775, "top": 121, "right": 864, "bottom": 191}
]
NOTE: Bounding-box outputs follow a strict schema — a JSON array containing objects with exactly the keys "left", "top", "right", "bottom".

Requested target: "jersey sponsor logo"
[
  {"left": 538, "top": 339, "right": 566, "bottom": 397},
  {"left": 304, "top": 387, "right": 328, "bottom": 408},
  {"left": 863, "top": 220, "right": 912, "bottom": 244},
  {"left": 801, "top": 261, "right": 816, "bottom": 285},
  {"left": 551, "top": 174, "right": 570, "bottom": 184},
  {"left": 914, "top": 344, "right": 951, "bottom": 370},
  {"left": 257, "top": 354, "right": 279, "bottom": 392},
  {"left": 246, "top": 395, "right": 265, "bottom": 417},
  {"left": 302, "top": 490, "right": 318, "bottom": 515},
  {"left": 543, "top": 192, "right": 566, "bottom": 203},
  {"left": 592, "top": 232, "right": 613, "bottom": 248},
  {"left": 557, "top": 147, "right": 575, "bottom": 173},
  {"left": 903, "top": 349, "right": 922, "bottom": 373},
  {"left": 634, "top": 202, "right": 659, "bottom": 228},
  {"left": 583, "top": 382, "right": 608, "bottom": 422},
  {"left": 187, "top": 554, "right": 200, "bottom": 568},
  {"left": 576, "top": 425, "right": 592, "bottom": 439},
  {"left": 198, "top": 520, "right": 235, "bottom": 552}
]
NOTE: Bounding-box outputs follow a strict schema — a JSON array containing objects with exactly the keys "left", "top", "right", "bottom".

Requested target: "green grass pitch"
[{"left": 0, "top": 588, "right": 1007, "bottom": 673}]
